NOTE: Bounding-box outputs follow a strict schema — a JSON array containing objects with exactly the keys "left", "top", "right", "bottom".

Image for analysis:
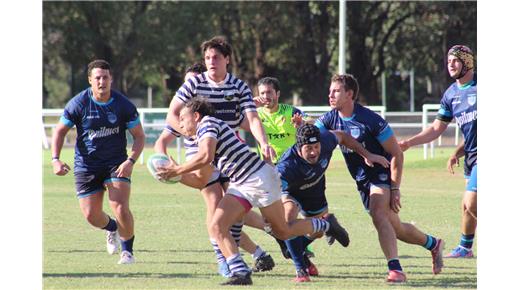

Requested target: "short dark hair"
[
  {"left": 184, "top": 97, "right": 215, "bottom": 118},
  {"left": 185, "top": 62, "right": 206, "bottom": 75},
  {"left": 87, "top": 59, "right": 111, "bottom": 76},
  {"left": 331, "top": 74, "right": 359, "bottom": 101},
  {"left": 201, "top": 36, "right": 232, "bottom": 58},
  {"left": 258, "top": 77, "right": 281, "bottom": 92}
]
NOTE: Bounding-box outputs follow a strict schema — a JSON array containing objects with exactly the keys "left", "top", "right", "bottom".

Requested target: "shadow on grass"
[
  {"left": 43, "top": 272, "right": 214, "bottom": 279},
  {"left": 48, "top": 249, "right": 214, "bottom": 254}
]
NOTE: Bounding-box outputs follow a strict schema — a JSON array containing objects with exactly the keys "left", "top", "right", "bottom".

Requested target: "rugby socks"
[
  {"left": 230, "top": 222, "right": 244, "bottom": 246},
  {"left": 102, "top": 216, "right": 118, "bottom": 232},
  {"left": 210, "top": 238, "right": 227, "bottom": 264},
  {"left": 252, "top": 245, "right": 267, "bottom": 260},
  {"left": 285, "top": 236, "right": 306, "bottom": 270},
  {"left": 311, "top": 218, "right": 329, "bottom": 233},
  {"left": 423, "top": 235, "right": 438, "bottom": 251},
  {"left": 459, "top": 234, "right": 475, "bottom": 249},
  {"left": 227, "top": 253, "right": 250, "bottom": 275},
  {"left": 121, "top": 235, "right": 134, "bottom": 254},
  {"left": 387, "top": 258, "right": 403, "bottom": 272}
]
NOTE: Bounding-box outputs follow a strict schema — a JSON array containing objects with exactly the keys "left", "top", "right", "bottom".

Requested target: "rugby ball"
[{"left": 147, "top": 153, "right": 181, "bottom": 184}]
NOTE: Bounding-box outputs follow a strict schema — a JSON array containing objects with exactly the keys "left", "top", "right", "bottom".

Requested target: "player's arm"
[
  {"left": 51, "top": 122, "right": 72, "bottom": 176},
  {"left": 332, "top": 130, "right": 390, "bottom": 168},
  {"left": 154, "top": 129, "right": 176, "bottom": 155},
  {"left": 165, "top": 97, "right": 185, "bottom": 135},
  {"left": 156, "top": 137, "right": 216, "bottom": 180},
  {"left": 447, "top": 141, "right": 465, "bottom": 174},
  {"left": 380, "top": 135, "right": 404, "bottom": 213},
  {"left": 399, "top": 119, "right": 448, "bottom": 151},
  {"left": 244, "top": 110, "right": 276, "bottom": 163},
  {"left": 116, "top": 123, "right": 145, "bottom": 178}
]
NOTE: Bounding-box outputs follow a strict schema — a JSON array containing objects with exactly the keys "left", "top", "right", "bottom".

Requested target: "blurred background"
[{"left": 42, "top": 1, "right": 476, "bottom": 110}]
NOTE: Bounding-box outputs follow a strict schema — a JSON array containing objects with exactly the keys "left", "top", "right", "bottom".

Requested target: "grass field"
[{"left": 43, "top": 147, "right": 476, "bottom": 289}]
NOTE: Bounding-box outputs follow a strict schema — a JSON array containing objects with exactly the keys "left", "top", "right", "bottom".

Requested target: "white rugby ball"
[{"left": 147, "top": 153, "right": 181, "bottom": 184}]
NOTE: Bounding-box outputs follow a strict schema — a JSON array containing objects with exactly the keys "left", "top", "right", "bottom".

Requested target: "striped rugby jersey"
[
  {"left": 197, "top": 116, "right": 265, "bottom": 184},
  {"left": 174, "top": 72, "right": 257, "bottom": 158}
]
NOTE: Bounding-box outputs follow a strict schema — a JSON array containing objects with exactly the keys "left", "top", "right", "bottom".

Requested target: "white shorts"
[{"left": 226, "top": 164, "right": 282, "bottom": 208}]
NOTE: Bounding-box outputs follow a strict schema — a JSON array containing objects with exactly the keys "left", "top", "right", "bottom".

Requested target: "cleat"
[
  {"left": 293, "top": 268, "right": 311, "bottom": 283},
  {"left": 220, "top": 271, "right": 253, "bottom": 285},
  {"left": 324, "top": 214, "right": 350, "bottom": 247},
  {"left": 106, "top": 230, "right": 119, "bottom": 255},
  {"left": 386, "top": 270, "right": 407, "bottom": 283},
  {"left": 118, "top": 250, "right": 135, "bottom": 264},
  {"left": 303, "top": 254, "right": 319, "bottom": 276},
  {"left": 252, "top": 254, "right": 275, "bottom": 272},
  {"left": 325, "top": 233, "right": 336, "bottom": 246},
  {"left": 445, "top": 245, "right": 474, "bottom": 258},
  {"left": 431, "top": 239, "right": 445, "bottom": 274},
  {"left": 218, "top": 260, "right": 232, "bottom": 278}
]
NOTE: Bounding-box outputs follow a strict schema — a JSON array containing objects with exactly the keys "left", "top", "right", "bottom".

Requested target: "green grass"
[{"left": 43, "top": 147, "right": 476, "bottom": 289}]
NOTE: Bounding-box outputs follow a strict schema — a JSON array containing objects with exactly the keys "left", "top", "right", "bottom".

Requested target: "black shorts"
[
  {"left": 354, "top": 166, "right": 391, "bottom": 211},
  {"left": 464, "top": 150, "right": 477, "bottom": 177},
  {"left": 282, "top": 191, "right": 328, "bottom": 217},
  {"left": 74, "top": 165, "right": 131, "bottom": 198}
]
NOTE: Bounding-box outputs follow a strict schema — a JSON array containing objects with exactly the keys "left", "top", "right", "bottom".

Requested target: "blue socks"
[
  {"left": 423, "top": 235, "right": 438, "bottom": 251},
  {"left": 121, "top": 236, "right": 134, "bottom": 254},
  {"left": 102, "top": 216, "right": 118, "bottom": 232},
  {"left": 285, "top": 236, "right": 314, "bottom": 270},
  {"left": 460, "top": 233, "right": 475, "bottom": 249},
  {"left": 388, "top": 258, "right": 403, "bottom": 272}
]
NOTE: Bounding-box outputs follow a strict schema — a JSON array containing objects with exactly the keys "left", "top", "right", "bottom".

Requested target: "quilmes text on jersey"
[
  {"left": 454, "top": 110, "right": 477, "bottom": 127},
  {"left": 87, "top": 126, "right": 120, "bottom": 140}
]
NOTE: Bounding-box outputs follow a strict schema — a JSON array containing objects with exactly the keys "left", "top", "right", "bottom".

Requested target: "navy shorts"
[
  {"left": 74, "top": 165, "right": 131, "bottom": 198},
  {"left": 282, "top": 191, "right": 328, "bottom": 217},
  {"left": 354, "top": 166, "right": 391, "bottom": 211}
]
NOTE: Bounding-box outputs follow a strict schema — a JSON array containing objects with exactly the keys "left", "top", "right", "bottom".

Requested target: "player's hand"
[
  {"left": 291, "top": 113, "right": 304, "bottom": 128},
  {"left": 398, "top": 140, "right": 411, "bottom": 152},
  {"left": 52, "top": 160, "right": 70, "bottom": 176},
  {"left": 260, "top": 143, "right": 276, "bottom": 165},
  {"left": 115, "top": 159, "right": 134, "bottom": 178},
  {"left": 447, "top": 155, "right": 459, "bottom": 174},
  {"left": 390, "top": 189, "right": 402, "bottom": 213},
  {"left": 364, "top": 153, "right": 390, "bottom": 168},
  {"left": 156, "top": 156, "right": 180, "bottom": 181},
  {"left": 253, "top": 96, "right": 268, "bottom": 107}
]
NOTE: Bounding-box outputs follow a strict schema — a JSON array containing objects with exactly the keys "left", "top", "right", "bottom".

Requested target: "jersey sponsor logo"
[
  {"left": 107, "top": 112, "right": 117, "bottom": 124},
  {"left": 87, "top": 126, "right": 120, "bottom": 140},
  {"left": 467, "top": 94, "right": 477, "bottom": 106},
  {"left": 378, "top": 173, "right": 388, "bottom": 181},
  {"left": 300, "top": 172, "right": 324, "bottom": 190},
  {"left": 454, "top": 110, "right": 477, "bottom": 127},
  {"left": 350, "top": 126, "right": 360, "bottom": 139}
]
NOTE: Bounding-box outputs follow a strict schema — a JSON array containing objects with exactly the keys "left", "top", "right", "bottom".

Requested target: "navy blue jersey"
[
  {"left": 276, "top": 130, "right": 338, "bottom": 202},
  {"left": 175, "top": 72, "right": 256, "bottom": 130},
  {"left": 315, "top": 104, "right": 393, "bottom": 181},
  {"left": 437, "top": 74, "right": 477, "bottom": 155},
  {"left": 197, "top": 116, "right": 265, "bottom": 184},
  {"left": 60, "top": 88, "right": 140, "bottom": 169}
]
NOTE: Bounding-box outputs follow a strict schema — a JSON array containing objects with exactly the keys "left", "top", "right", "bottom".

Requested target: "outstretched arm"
[
  {"left": 332, "top": 130, "right": 390, "bottom": 168},
  {"left": 399, "top": 119, "right": 449, "bottom": 151}
]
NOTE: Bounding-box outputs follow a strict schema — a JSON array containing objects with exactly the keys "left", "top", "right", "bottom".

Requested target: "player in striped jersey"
[
  {"left": 156, "top": 98, "right": 350, "bottom": 285},
  {"left": 160, "top": 37, "right": 276, "bottom": 276}
]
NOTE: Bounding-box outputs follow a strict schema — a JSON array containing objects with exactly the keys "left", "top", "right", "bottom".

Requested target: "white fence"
[{"left": 42, "top": 105, "right": 458, "bottom": 162}]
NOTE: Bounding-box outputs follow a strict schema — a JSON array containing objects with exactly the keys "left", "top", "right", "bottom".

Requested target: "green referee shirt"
[{"left": 257, "top": 103, "right": 303, "bottom": 163}]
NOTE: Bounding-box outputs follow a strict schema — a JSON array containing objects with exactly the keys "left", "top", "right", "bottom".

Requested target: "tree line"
[{"left": 43, "top": 1, "right": 476, "bottom": 110}]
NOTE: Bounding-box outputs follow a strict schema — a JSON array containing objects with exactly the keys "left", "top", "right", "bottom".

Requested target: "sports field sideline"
[{"left": 43, "top": 147, "right": 476, "bottom": 289}]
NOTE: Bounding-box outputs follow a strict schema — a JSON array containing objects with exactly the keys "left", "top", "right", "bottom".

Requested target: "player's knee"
[
  {"left": 270, "top": 224, "right": 292, "bottom": 240},
  {"left": 464, "top": 202, "right": 477, "bottom": 218},
  {"left": 369, "top": 207, "right": 387, "bottom": 227}
]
